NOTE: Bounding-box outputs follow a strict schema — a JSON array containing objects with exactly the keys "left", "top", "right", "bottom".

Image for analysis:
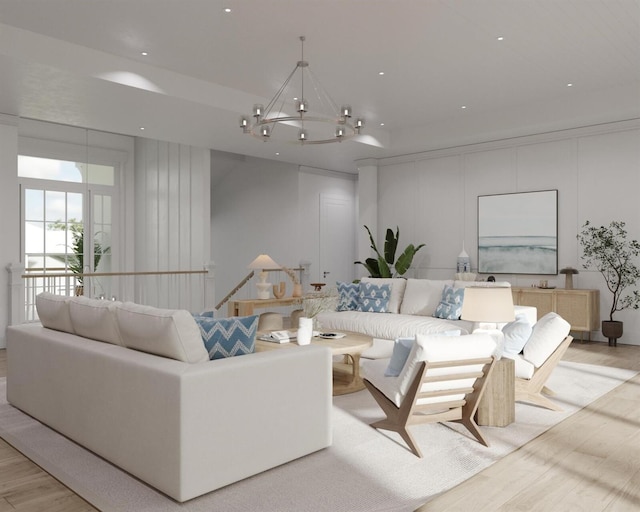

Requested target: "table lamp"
[
  {"left": 460, "top": 286, "right": 515, "bottom": 358},
  {"left": 248, "top": 254, "right": 281, "bottom": 299}
]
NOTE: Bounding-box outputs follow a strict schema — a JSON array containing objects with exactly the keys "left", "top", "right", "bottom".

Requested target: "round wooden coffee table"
[
  {"left": 256, "top": 330, "right": 373, "bottom": 395},
  {"left": 311, "top": 331, "right": 373, "bottom": 395}
]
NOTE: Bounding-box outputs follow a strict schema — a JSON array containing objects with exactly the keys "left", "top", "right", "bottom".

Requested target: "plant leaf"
[
  {"left": 384, "top": 228, "right": 398, "bottom": 265},
  {"left": 395, "top": 243, "right": 426, "bottom": 275}
]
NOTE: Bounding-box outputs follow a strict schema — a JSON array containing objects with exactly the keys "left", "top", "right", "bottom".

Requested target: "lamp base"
[{"left": 256, "top": 282, "right": 271, "bottom": 299}]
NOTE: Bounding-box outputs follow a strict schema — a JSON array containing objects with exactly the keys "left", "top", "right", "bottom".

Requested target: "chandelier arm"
[
  {"left": 306, "top": 68, "right": 342, "bottom": 116},
  {"left": 263, "top": 64, "right": 299, "bottom": 117}
]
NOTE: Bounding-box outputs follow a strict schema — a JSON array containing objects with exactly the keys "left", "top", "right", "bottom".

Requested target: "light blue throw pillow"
[
  {"left": 385, "top": 337, "right": 415, "bottom": 377},
  {"left": 433, "top": 285, "right": 465, "bottom": 320},
  {"left": 357, "top": 282, "right": 391, "bottom": 313},
  {"left": 336, "top": 281, "right": 360, "bottom": 311},
  {"left": 502, "top": 314, "right": 534, "bottom": 355},
  {"left": 192, "top": 314, "right": 259, "bottom": 360}
]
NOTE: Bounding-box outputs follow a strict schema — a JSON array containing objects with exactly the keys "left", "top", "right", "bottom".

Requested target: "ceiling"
[{"left": 0, "top": 0, "right": 639, "bottom": 172}]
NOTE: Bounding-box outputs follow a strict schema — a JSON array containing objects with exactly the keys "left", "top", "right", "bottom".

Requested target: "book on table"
[{"left": 258, "top": 330, "right": 297, "bottom": 343}]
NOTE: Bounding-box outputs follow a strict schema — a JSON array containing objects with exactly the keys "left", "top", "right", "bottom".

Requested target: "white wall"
[
  {"left": 134, "top": 138, "right": 211, "bottom": 308},
  {"left": 210, "top": 151, "right": 356, "bottom": 312},
  {"left": 372, "top": 119, "right": 640, "bottom": 344}
]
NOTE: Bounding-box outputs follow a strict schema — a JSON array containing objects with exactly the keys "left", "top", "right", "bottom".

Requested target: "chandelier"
[{"left": 240, "top": 36, "right": 364, "bottom": 145}]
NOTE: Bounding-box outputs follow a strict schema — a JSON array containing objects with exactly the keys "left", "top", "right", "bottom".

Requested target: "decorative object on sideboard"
[
  {"left": 239, "top": 36, "right": 365, "bottom": 145},
  {"left": 577, "top": 220, "right": 640, "bottom": 346},
  {"left": 272, "top": 281, "right": 286, "bottom": 299},
  {"left": 355, "top": 225, "right": 425, "bottom": 278},
  {"left": 559, "top": 267, "right": 579, "bottom": 289},
  {"left": 281, "top": 266, "right": 301, "bottom": 297},
  {"left": 456, "top": 242, "right": 471, "bottom": 273},
  {"left": 247, "top": 254, "right": 281, "bottom": 300}
]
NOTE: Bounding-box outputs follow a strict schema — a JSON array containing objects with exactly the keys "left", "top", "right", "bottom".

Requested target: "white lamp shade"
[
  {"left": 460, "top": 287, "right": 515, "bottom": 323},
  {"left": 247, "top": 254, "right": 281, "bottom": 270}
]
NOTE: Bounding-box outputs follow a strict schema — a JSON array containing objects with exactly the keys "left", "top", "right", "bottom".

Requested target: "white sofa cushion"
[
  {"left": 400, "top": 279, "right": 453, "bottom": 316},
  {"left": 69, "top": 296, "right": 124, "bottom": 346},
  {"left": 361, "top": 277, "right": 407, "bottom": 314},
  {"left": 115, "top": 302, "right": 208, "bottom": 363},
  {"left": 35, "top": 292, "right": 74, "bottom": 333},
  {"left": 523, "top": 312, "right": 571, "bottom": 368}
]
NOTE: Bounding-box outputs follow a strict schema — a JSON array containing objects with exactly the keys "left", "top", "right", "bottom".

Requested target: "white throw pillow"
[
  {"left": 361, "top": 277, "right": 407, "bottom": 314},
  {"left": 69, "top": 296, "right": 124, "bottom": 346},
  {"left": 35, "top": 292, "right": 74, "bottom": 333},
  {"left": 523, "top": 312, "right": 570, "bottom": 368},
  {"left": 502, "top": 314, "right": 534, "bottom": 356},
  {"left": 400, "top": 279, "right": 453, "bottom": 316},
  {"left": 116, "top": 302, "right": 209, "bottom": 363}
]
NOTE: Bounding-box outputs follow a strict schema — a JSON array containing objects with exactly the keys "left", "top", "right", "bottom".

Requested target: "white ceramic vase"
[{"left": 297, "top": 316, "right": 313, "bottom": 345}]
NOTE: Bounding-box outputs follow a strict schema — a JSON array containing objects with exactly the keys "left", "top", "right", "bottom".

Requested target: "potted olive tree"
[
  {"left": 577, "top": 220, "right": 640, "bottom": 346},
  {"left": 355, "top": 225, "right": 425, "bottom": 278}
]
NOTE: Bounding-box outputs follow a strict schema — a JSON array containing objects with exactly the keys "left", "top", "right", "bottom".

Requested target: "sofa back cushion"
[
  {"left": 400, "top": 279, "right": 453, "bottom": 316},
  {"left": 115, "top": 302, "right": 209, "bottom": 363},
  {"left": 193, "top": 315, "right": 259, "bottom": 360},
  {"left": 69, "top": 296, "right": 124, "bottom": 346},
  {"left": 36, "top": 292, "right": 74, "bottom": 333},
  {"left": 360, "top": 278, "right": 407, "bottom": 314},
  {"left": 523, "top": 312, "right": 571, "bottom": 367}
]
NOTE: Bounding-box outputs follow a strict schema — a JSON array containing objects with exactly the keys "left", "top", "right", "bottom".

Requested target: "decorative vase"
[
  {"left": 292, "top": 283, "right": 302, "bottom": 297},
  {"left": 273, "top": 281, "right": 286, "bottom": 299},
  {"left": 297, "top": 316, "right": 313, "bottom": 345},
  {"left": 602, "top": 320, "right": 623, "bottom": 347}
]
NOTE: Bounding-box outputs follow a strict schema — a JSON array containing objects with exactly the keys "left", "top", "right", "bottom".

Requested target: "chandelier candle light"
[{"left": 240, "top": 36, "right": 364, "bottom": 144}]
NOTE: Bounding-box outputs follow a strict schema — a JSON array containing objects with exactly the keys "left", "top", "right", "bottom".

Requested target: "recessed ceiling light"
[
  {"left": 380, "top": 123, "right": 385, "bottom": 126},
  {"left": 275, "top": 152, "right": 280, "bottom": 156},
  {"left": 461, "top": 105, "right": 467, "bottom": 109},
  {"left": 378, "top": 71, "right": 385, "bottom": 76},
  {"left": 140, "top": 127, "right": 145, "bottom": 130},
  {"left": 141, "top": 52, "right": 148, "bottom": 56},
  {"left": 224, "top": 8, "right": 231, "bottom": 13},
  {"left": 497, "top": 36, "right": 504, "bottom": 41},
  {"left": 567, "top": 83, "right": 573, "bottom": 87}
]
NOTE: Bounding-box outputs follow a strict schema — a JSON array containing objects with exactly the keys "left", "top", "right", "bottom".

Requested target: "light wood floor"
[{"left": 0, "top": 343, "right": 639, "bottom": 512}]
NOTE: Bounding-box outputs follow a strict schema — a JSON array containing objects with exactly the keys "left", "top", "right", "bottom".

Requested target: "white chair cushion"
[
  {"left": 523, "top": 312, "right": 570, "bottom": 368},
  {"left": 503, "top": 353, "right": 535, "bottom": 379},
  {"left": 363, "top": 332, "right": 496, "bottom": 407},
  {"left": 361, "top": 277, "right": 407, "bottom": 314},
  {"left": 115, "top": 303, "right": 208, "bottom": 363},
  {"left": 69, "top": 296, "right": 124, "bottom": 346},
  {"left": 361, "top": 337, "right": 395, "bottom": 359},
  {"left": 399, "top": 279, "right": 453, "bottom": 316},
  {"left": 35, "top": 292, "right": 74, "bottom": 333}
]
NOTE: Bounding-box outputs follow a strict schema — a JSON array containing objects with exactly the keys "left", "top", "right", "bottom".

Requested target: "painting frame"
[{"left": 477, "top": 189, "right": 558, "bottom": 275}]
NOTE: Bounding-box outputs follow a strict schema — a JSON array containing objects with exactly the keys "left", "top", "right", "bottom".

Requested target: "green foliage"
[
  {"left": 577, "top": 220, "right": 640, "bottom": 321},
  {"left": 355, "top": 225, "right": 425, "bottom": 278},
  {"left": 48, "top": 219, "right": 109, "bottom": 284}
]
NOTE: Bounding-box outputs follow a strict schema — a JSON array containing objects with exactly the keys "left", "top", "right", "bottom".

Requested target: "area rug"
[{"left": 0, "top": 361, "right": 636, "bottom": 512}]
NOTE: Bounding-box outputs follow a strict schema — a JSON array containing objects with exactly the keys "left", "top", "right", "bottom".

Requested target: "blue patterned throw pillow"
[
  {"left": 337, "top": 281, "right": 360, "bottom": 311},
  {"left": 433, "top": 285, "right": 465, "bottom": 320},
  {"left": 192, "top": 314, "right": 259, "bottom": 360},
  {"left": 357, "top": 282, "right": 391, "bottom": 313}
]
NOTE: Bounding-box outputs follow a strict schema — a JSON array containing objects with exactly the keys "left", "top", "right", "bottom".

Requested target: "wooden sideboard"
[{"left": 511, "top": 287, "right": 600, "bottom": 340}]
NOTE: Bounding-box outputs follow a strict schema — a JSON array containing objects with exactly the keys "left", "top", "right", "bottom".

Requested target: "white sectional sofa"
[
  {"left": 317, "top": 277, "right": 537, "bottom": 358},
  {"left": 6, "top": 294, "right": 332, "bottom": 502}
]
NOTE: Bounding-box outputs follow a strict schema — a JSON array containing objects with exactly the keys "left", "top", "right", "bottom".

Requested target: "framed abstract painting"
[{"left": 477, "top": 190, "right": 558, "bottom": 275}]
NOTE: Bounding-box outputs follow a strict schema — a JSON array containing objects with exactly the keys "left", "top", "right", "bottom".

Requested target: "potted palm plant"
[
  {"left": 355, "top": 225, "right": 425, "bottom": 278},
  {"left": 577, "top": 220, "right": 640, "bottom": 346}
]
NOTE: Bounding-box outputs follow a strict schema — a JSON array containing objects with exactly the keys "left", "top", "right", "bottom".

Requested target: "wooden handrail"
[
  {"left": 215, "top": 271, "right": 254, "bottom": 310},
  {"left": 21, "top": 269, "right": 207, "bottom": 279}
]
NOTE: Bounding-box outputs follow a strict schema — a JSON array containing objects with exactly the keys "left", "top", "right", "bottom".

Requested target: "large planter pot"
[{"left": 602, "top": 320, "right": 623, "bottom": 347}]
